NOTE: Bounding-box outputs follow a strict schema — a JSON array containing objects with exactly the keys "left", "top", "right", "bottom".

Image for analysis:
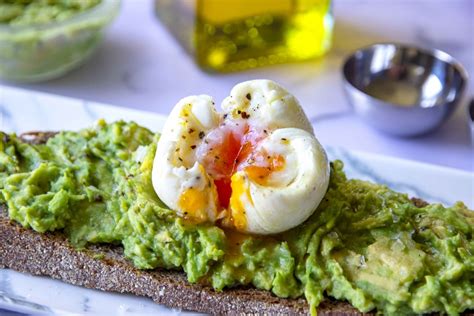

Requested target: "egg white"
[
  {"left": 222, "top": 79, "right": 314, "bottom": 134},
  {"left": 151, "top": 95, "right": 220, "bottom": 222},
  {"left": 152, "top": 80, "right": 330, "bottom": 234},
  {"left": 232, "top": 128, "right": 330, "bottom": 234}
]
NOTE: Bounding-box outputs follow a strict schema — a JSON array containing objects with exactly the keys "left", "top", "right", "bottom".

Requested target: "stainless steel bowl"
[{"left": 342, "top": 43, "right": 468, "bottom": 136}]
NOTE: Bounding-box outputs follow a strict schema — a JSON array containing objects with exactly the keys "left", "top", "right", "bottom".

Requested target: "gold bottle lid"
[{"left": 198, "top": 0, "right": 294, "bottom": 24}]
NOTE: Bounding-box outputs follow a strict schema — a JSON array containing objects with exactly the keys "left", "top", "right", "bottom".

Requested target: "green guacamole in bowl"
[{"left": 0, "top": 0, "right": 120, "bottom": 82}]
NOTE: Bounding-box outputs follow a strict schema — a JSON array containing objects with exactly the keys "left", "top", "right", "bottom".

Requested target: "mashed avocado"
[
  {"left": 0, "top": 0, "right": 101, "bottom": 26},
  {"left": 0, "top": 120, "right": 472, "bottom": 315},
  {"left": 0, "top": 0, "right": 117, "bottom": 83}
]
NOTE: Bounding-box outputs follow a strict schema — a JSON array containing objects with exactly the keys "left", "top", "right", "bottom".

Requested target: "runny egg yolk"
[
  {"left": 243, "top": 155, "right": 285, "bottom": 186},
  {"left": 228, "top": 172, "right": 249, "bottom": 231},
  {"left": 196, "top": 120, "right": 286, "bottom": 229},
  {"left": 178, "top": 187, "right": 209, "bottom": 223}
]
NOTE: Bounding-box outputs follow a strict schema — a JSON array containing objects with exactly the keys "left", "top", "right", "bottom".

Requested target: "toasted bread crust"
[
  {"left": 0, "top": 132, "right": 362, "bottom": 315},
  {"left": 0, "top": 206, "right": 367, "bottom": 315}
]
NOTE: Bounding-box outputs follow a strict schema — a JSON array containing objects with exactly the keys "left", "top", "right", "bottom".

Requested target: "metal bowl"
[{"left": 342, "top": 43, "right": 468, "bottom": 136}]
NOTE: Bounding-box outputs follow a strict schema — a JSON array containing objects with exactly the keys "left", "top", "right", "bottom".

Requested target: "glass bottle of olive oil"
[{"left": 155, "top": 0, "right": 333, "bottom": 72}]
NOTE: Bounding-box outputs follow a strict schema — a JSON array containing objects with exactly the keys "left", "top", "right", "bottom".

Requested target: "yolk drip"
[
  {"left": 229, "top": 172, "right": 250, "bottom": 231},
  {"left": 178, "top": 187, "right": 209, "bottom": 223},
  {"left": 211, "top": 128, "right": 242, "bottom": 179},
  {"left": 197, "top": 121, "right": 260, "bottom": 208},
  {"left": 210, "top": 130, "right": 243, "bottom": 208},
  {"left": 214, "top": 178, "right": 232, "bottom": 209},
  {"left": 197, "top": 119, "right": 286, "bottom": 231},
  {"left": 213, "top": 138, "right": 255, "bottom": 208}
]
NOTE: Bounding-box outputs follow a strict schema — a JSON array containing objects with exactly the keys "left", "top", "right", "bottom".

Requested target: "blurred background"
[{"left": 0, "top": 0, "right": 473, "bottom": 170}]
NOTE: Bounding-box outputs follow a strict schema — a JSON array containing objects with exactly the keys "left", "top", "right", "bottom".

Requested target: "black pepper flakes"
[
  {"left": 178, "top": 157, "right": 183, "bottom": 162},
  {"left": 188, "top": 128, "right": 195, "bottom": 134},
  {"left": 199, "top": 131, "right": 205, "bottom": 139},
  {"left": 190, "top": 145, "right": 196, "bottom": 149},
  {"left": 237, "top": 110, "right": 242, "bottom": 114},
  {"left": 246, "top": 93, "right": 252, "bottom": 100},
  {"left": 223, "top": 114, "right": 228, "bottom": 119},
  {"left": 241, "top": 111, "right": 250, "bottom": 119}
]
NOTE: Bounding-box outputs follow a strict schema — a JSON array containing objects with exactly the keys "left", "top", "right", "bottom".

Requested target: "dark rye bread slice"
[
  {"left": 0, "top": 132, "right": 435, "bottom": 315},
  {"left": 0, "top": 206, "right": 361, "bottom": 315}
]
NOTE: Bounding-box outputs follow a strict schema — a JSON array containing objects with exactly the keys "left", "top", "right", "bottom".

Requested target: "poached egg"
[{"left": 152, "top": 80, "right": 329, "bottom": 234}]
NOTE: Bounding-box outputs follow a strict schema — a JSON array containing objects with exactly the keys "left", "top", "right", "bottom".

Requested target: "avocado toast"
[{"left": 0, "top": 122, "right": 473, "bottom": 315}]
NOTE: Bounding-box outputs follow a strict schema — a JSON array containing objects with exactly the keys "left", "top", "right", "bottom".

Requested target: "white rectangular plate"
[{"left": 1, "top": 86, "right": 473, "bottom": 315}]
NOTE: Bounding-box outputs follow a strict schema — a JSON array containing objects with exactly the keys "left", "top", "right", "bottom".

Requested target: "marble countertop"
[{"left": 1, "top": 0, "right": 473, "bottom": 171}]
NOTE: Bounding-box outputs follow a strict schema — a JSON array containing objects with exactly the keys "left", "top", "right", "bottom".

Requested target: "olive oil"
[{"left": 155, "top": 0, "right": 333, "bottom": 72}]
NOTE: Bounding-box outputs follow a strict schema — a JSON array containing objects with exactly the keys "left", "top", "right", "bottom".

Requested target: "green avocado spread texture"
[
  {"left": 0, "top": 0, "right": 101, "bottom": 26},
  {"left": 0, "top": 120, "right": 472, "bottom": 315}
]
